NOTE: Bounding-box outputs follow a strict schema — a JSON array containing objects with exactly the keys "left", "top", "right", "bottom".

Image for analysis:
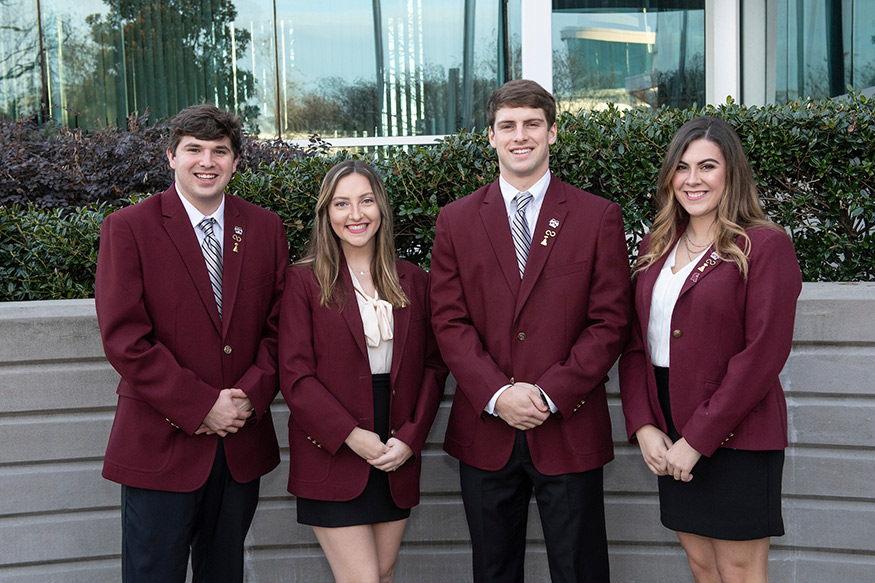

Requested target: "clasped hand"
[
  {"left": 196, "top": 388, "right": 253, "bottom": 437},
  {"left": 635, "top": 424, "right": 701, "bottom": 482},
  {"left": 344, "top": 427, "right": 413, "bottom": 473},
  {"left": 495, "top": 382, "right": 549, "bottom": 430}
]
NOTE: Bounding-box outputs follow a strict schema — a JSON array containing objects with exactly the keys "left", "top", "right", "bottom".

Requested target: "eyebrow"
[{"left": 679, "top": 158, "right": 721, "bottom": 165}]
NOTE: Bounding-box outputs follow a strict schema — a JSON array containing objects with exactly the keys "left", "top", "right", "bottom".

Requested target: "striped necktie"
[
  {"left": 511, "top": 191, "right": 533, "bottom": 278},
  {"left": 197, "top": 217, "right": 223, "bottom": 318}
]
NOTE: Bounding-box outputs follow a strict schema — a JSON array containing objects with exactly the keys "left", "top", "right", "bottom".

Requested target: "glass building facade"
[{"left": 1, "top": 1, "right": 873, "bottom": 142}]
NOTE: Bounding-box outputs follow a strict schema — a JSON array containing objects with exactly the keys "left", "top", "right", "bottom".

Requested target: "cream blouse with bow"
[{"left": 350, "top": 268, "right": 394, "bottom": 374}]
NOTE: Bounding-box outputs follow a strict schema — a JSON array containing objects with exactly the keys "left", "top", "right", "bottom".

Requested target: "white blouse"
[
  {"left": 647, "top": 241, "right": 706, "bottom": 367},
  {"left": 350, "top": 269, "right": 394, "bottom": 374}
]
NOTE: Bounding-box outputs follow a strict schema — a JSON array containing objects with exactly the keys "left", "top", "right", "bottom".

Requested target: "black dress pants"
[
  {"left": 460, "top": 430, "right": 610, "bottom": 583},
  {"left": 120, "top": 439, "right": 260, "bottom": 583}
]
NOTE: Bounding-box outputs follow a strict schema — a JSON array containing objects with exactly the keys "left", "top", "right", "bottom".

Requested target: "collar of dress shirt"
[
  {"left": 499, "top": 170, "right": 551, "bottom": 222},
  {"left": 177, "top": 189, "right": 226, "bottom": 254}
]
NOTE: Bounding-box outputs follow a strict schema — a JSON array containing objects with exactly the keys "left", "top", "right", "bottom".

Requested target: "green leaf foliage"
[{"left": 2, "top": 94, "right": 872, "bottom": 299}]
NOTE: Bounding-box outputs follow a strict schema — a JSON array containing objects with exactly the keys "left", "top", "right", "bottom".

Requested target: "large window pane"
[
  {"left": 40, "top": 0, "right": 274, "bottom": 133},
  {"left": 0, "top": 0, "right": 42, "bottom": 119},
  {"left": 275, "top": 0, "right": 504, "bottom": 138},
  {"left": 552, "top": 1, "right": 704, "bottom": 112},
  {"left": 774, "top": 0, "right": 875, "bottom": 102}
]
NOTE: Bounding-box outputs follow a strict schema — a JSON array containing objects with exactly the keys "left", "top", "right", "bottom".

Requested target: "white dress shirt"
[
  {"left": 177, "top": 189, "right": 226, "bottom": 254},
  {"left": 647, "top": 241, "right": 706, "bottom": 367}
]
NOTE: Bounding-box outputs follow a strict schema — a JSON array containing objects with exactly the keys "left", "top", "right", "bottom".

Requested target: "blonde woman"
[
  {"left": 620, "top": 117, "right": 801, "bottom": 583},
  {"left": 279, "top": 160, "right": 446, "bottom": 583}
]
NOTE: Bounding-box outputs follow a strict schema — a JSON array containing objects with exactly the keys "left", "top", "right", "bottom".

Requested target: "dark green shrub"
[
  {"left": 1, "top": 93, "right": 872, "bottom": 300},
  {"left": 0, "top": 203, "right": 114, "bottom": 300}
]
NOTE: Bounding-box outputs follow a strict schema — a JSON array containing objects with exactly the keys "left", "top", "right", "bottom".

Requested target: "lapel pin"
[
  {"left": 540, "top": 229, "right": 557, "bottom": 247},
  {"left": 549, "top": 218, "right": 559, "bottom": 229},
  {"left": 690, "top": 272, "right": 700, "bottom": 282},
  {"left": 234, "top": 226, "right": 243, "bottom": 235},
  {"left": 232, "top": 228, "right": 243, "bottom": 253}
]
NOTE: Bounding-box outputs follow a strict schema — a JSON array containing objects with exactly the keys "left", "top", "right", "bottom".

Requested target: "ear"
[
  {"left": 488, "top": 126, "right": 497, "bottom": 148},
  {"left": 548, "top": 122, "right": 557, "bottom": 145},
  {"left": 166, "top": 148, "right": 177, "bottom": 169}
]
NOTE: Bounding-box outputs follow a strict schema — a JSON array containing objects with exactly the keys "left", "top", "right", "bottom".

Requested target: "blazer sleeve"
[
  {"left": 229, "top": 213, "right": 289, "bottom": 420},
  {"left": 95, "top": 211, "right": 217, "bottom": 435},
  {"left": 391, "top": 269, "right": 448, "bottom": 457},
  {"left": 682, "top": 229, "right": 802, "bottom": 456},
  {"left": 429, "top": 207, "right": 514, "bottom": 413},
  {"left": 532, "top": 202, "right": 632, "bottom": 413},
  {"left": 279, "top": 266, "right": 359, "bottom": 455},
  {"left": 618, "top": 236, "right": 661, "bottom": 441}
]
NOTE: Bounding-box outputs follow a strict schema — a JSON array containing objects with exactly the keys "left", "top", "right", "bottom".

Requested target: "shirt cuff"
[
  {"left": 535, "top": 384, "right": 559, "bottom": 414},
  {"left": 485, "top": 384, "right": 513, "bottom": 416}
]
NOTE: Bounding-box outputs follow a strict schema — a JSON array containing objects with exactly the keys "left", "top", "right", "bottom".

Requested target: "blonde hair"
[
  {"left": 299, "top": 160, "right": 408, "bottom": 309},
  {"left": 634, "top": 116, "right": 779, "bottom": 279}
]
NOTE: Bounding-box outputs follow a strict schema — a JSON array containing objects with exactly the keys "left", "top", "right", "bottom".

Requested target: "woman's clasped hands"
[
  {"left": 344, "top": 427, "right": 413, "bottom": 472},
  {"left": 635, "top": 424, "right": 702, "bottom": 482}
]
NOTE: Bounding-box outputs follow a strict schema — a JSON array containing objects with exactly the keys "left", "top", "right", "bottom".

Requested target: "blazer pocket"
[
  {"left": 544, "top": 260, "right": 588, "bottom": 279},
  {"left": 288, "top": 428, "right": 331, "bottom": 483},
  {"left": 105, "top": 396, "right": 174, "bottom": 473},
  {"left": 241, "top": 271, "right": 274, "bottom": 290}
]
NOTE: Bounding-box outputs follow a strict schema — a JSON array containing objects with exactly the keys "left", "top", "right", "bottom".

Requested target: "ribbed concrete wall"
[{"left": 1, "top": 283, "right": 874, "bottom": 582}]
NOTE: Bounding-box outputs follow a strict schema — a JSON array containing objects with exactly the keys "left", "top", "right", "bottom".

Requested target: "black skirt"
[
  {"left": 654, "top": 366, "right": 784, "bottom": 540},
  {"left": 296, "top": 373, "right": 411, "bottom": 527}
]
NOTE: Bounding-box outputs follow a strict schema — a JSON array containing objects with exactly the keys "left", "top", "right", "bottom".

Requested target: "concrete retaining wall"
[{"left": 1, "top": 283, "right": 874, "bottom": 581}]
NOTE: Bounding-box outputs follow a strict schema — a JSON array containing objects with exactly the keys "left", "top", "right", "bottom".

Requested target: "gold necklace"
[{"left": 682, "top": 232, "right": 710, "bottom": 256}]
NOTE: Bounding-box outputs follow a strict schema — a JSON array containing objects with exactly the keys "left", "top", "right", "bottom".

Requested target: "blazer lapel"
[
  {"left": 220, "top": 197, "right": 245, "bottom": 336},
  {"left": 516, "top": 178, "right": 568, "bottom": 318},
  {"left": 479, "top": 182, "right": 522, "bottom": 297},
  {"left": 636, "top": 244, "right": 672, "bottom": 335},
  {"left": 677, "top": 227, "right": 723, "bottom": 298},
  {"left": 389, "top": 269, "right": 410, "bottom": 385},
  {"left": 161, "top": 186, "right": 222, "bottom": 334},
  {"left": 339, "top": 256, "right": 369, "bottom": 361}
]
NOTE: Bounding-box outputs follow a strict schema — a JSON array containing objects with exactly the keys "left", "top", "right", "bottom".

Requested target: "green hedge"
[{"left": 1, "top": 94, "right": 873, "bottom": 301}]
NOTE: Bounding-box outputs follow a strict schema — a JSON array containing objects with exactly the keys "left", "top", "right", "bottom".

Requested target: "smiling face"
[
  {"left": 672, "top": 138, "right": 726, "bottom": 228},
  {"left": 328, "top": 172, "right": 382, "bottom": 256},
  {"left": 167, "top": 135, "right": 239, "bottom": 215},
  {"left": 488, "top": 106, "right": 557, "bottom": 191}
]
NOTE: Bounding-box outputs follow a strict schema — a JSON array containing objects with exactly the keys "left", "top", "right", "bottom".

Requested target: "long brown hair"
[
  {"left": 634, "top": 116, "right": 779, "bottom": 279},
  {"left": 299, "top": 160, "right": 408, "bottom": 309}
]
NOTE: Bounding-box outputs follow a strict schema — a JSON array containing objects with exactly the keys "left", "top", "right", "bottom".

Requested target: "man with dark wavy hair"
[{"left": 95, "top": 104, "right": 288, "bottom": 583}]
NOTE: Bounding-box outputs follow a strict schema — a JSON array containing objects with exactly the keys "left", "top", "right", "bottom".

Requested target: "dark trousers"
[
  {"left": 460, "top": 430, "right": 610, "bottom": 583},
  {"left": 120, "top": 440, "right": 260, "bottom": 583}
]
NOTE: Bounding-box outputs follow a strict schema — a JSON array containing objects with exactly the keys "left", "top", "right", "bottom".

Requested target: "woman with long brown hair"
[
  {"left": 279, "top": 160, "right": 446, "bottom": 582},
  {"left": 620, "top": 117, "right": 802, "bottom": 582}
]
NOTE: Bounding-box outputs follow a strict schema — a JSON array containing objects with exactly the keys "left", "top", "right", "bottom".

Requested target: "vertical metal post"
[{"left": 373, "top": 0, "right": 385, "bottom": 136}]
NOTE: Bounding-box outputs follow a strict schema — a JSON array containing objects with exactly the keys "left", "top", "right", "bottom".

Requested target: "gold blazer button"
[
  {"left": 517, "top": 332, "right": 527, "bottom": 341},
  {"left": 671, "top": 330, "right": 682, "bottom": 338},
  {"left": 223, "top": 345, "right": 232, "bottom": 354}
]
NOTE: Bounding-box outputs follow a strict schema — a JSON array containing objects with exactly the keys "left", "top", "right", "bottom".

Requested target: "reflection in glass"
[
  {"left": 552, "top": 1, "right": 704, "bottom": 113},
  {"left": 40, "top": 0, "right": 269, "bottom": 132},
  {"left": 5, "top": 0, "right": 511, "bottom": 138},
  {"left": 774, "top": 0, "right": 875, "bottom": 103},
  {"left": 275, "top": 0, "right": 504, "bottom": 139},
  {"left": 0, "top": 0, "right": 43, "bottom": 119}
]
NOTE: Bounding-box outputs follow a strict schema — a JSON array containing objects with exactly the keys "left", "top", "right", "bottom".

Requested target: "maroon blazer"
[
  {"left": 95, "top": 185, "right": 288, "bottom": 492},
  {"left": 619, "top": 226, "right": 802, "bottom": 457},
  {"left": 279, "top": 259, "right": 447, "bottom": 508},
  {"left": 429, "top": 176, "right": 632, "bottom": 475}
]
